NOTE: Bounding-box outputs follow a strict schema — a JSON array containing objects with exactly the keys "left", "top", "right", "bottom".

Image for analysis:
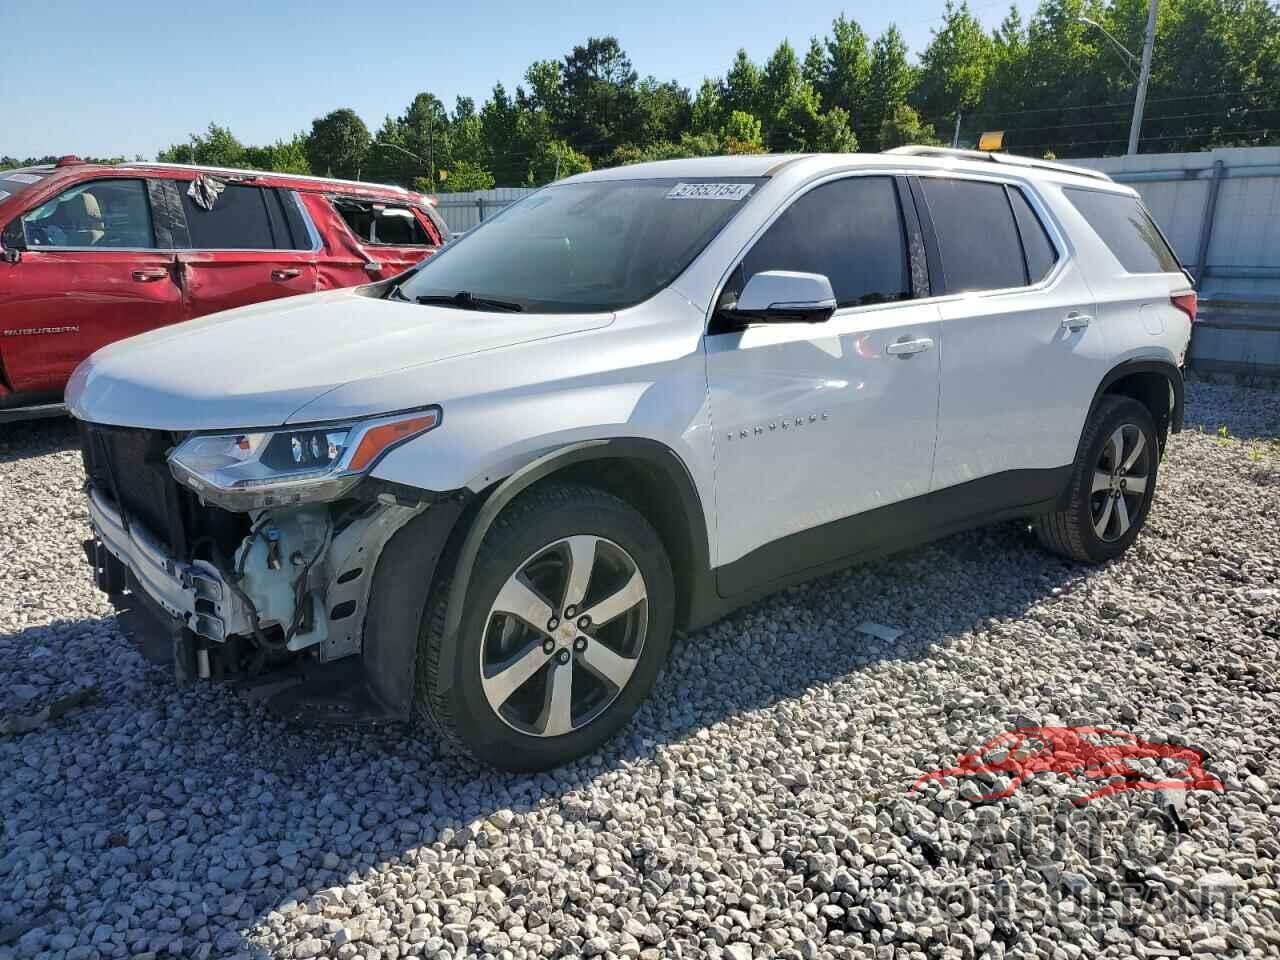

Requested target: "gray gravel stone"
[{"left": 2, "top": 384, "right": 1278, "bottom": 958}]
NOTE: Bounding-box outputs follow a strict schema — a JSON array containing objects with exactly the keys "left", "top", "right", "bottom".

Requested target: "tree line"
[{"left": 6, "top": 0, "right": 1277, "bottom": 187}]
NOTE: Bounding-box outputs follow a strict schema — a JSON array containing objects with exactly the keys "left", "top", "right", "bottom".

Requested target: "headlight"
[{"left": 167, "top": 408, "right": 440, "bottom": 510}]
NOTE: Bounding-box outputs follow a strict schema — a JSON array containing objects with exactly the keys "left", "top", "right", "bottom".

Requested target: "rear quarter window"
[{"left": 1064, "top": 188, "right": 1181, "bottom": 274}]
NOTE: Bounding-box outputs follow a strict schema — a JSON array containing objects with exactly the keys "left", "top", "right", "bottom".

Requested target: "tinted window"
[
  {"left": 180, "top": 183, "right": 276, "bottom": 249},
  {"left": 333, "top": 199, "right": 432, "bottom": 246},
  {"left": 921, "top": 178, "right": 1025, "bottom": 292},
  {"left": 21, "top": 178, "right": 155, "bottom": 248},
  {"left": 399, "top": 178, "right": 761, "bottom": 313},
  {"left": 740, "top": 177, "right": 910, "bottom": 308},
  {"left": 1009, "top": 188, "right": 1058, "bottom": 283},
  {"left": 1065, "top": 188, "right": 1181, "bottom": 273}
]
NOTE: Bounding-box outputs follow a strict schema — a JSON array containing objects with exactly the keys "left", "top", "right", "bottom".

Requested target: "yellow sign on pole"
[{"left": 977, "top": 130, "right": 1005, "bottom": 151}]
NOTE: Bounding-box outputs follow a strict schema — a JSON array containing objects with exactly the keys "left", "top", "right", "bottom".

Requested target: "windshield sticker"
[
  {"left": 1, "top": 173, "right": 42, "bottom": 184},
  {"left": 666, "top": 182, "right": 754, "bottom": 201}
]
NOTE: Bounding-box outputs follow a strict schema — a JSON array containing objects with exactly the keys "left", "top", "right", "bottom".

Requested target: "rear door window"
[
  {"left": 20, "top": 178, "right": 156, "bottom": 249},
  {"left": 737, "top": 176, "right": 911, "bottom": 308},
  {"left": 180, "top": 183, "right": 278, "bottom": 250},
  {"left": 1008, "top": 188, "right": 1058, "bottom": 283},
  {"left": 1064, "top": 188, "right": 1182, "bottom": 273},
  {"left": 919, "top": 177, "right": 1026, "bottom": 293},
  {"left": 332, "top": 197, "right": 433, "bottom": 246}
]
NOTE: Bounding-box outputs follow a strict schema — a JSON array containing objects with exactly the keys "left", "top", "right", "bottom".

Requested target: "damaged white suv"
[{"left": 69, "top": 148, "right": 1195, "bottom": 770}]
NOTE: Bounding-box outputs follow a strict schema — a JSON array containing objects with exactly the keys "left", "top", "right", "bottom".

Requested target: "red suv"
[{"left": 0, "top": 158, "right": 448, "bottom": 420}]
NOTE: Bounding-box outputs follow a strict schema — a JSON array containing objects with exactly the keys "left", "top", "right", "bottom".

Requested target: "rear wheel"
[
  {"left": 415, "top": 483, "right": 674, "bottom": 770},
  {"left": 1034, "top": 395, "right": 1159, "bottom": 563}
]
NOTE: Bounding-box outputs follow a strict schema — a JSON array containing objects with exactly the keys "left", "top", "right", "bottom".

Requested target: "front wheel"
[
  {"left": 415, "top": 483, "right": 674, "bottom": 771},
  {"left": 1033, "top": 395, "right": 1159, "bottom": 564}
]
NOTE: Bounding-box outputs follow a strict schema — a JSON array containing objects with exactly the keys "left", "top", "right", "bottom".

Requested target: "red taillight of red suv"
[{"left": 1171, "top": 291, "right": 1197, "bottom": 324}]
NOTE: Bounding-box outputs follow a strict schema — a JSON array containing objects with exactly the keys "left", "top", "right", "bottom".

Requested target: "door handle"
[
  {"left": 886, "top": 337, "right": 934, "bottom": 357},
  {"left": 271, "top": 268, "right": 301, "bottom": 282},
  {"left": 131, "top": 268, "right": 169, "bottom": 282},
  {"left": 1062, "top": 312, "right": 1093, "bottom": 331}
]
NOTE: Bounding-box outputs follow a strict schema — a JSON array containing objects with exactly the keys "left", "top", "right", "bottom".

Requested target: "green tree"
[
  {"left": 690, "top": 79, "right": 723, "bottom": 135},
  {"left": 722, "top": 110, "right": 765, "bottom": 153},
  {"left": 431, "top": 160, "right": 495, "bottom": 193},
  {"left": 722, "top": 50, "right": 762, "bottom": 119},
  {"left": 913, "top": 1, "right": 994, "bottom": 124},
  {"left": 863, "top": 26, "right": 913, "bottom": 152},
  {"left": 305, "top": 108, "right": 370, "bottom": 180},
  {"left": 879, "top": 103, "right": 942, "bottom": 149},
  {"left": 559, "top": 37, "right": 640, "bottom": 160},
  {"left": 528, "top": 139, "right": 591, "bottom": 184},
  {"left": 821, "top": 14, "right": 872, "bottom": 142},
  {"left": 158, "top": 124, "right": 244, "bottom": 166}
]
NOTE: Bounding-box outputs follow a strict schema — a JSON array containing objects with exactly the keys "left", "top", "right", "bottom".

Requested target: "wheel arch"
[
  {"left": 431, "top": 438, "right": 715, "bottom": 696},
  {"left": 1087, "top": 358, "right": 1184, "bottom": 454}
]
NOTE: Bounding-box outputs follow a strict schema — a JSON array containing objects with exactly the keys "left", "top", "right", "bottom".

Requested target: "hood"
[{"left": 66, "top": 287, "right": 613, "bottom": 429}]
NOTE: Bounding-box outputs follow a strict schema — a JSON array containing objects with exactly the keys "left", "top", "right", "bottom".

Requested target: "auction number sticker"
[
  {"left": 666, "top": 182, "right": 754, "bottom": 201},
  {"left": 1, "top": 173, "right": 42, "bottom": 184}
]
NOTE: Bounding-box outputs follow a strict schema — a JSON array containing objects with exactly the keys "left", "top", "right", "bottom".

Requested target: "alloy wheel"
[
  {"left": 1090, "top": 423, "right": 1151, "bottom": 542},
  {"left": 480, "top": 535, "right": 648, "bottom": 737}
]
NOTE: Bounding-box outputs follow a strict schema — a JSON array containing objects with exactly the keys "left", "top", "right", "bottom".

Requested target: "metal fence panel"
[
  {"left": 432, "top": 187, "right": 537, "bottom": 233},
  {"left": 1070, "top": 147, "right": 1280, "bottom": 377}
]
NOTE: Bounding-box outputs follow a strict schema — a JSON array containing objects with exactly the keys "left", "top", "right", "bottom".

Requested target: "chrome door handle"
[
  {"left": 131, "top": 268, "right": 169, "bottom": 282},
  {"left": 886, "top": 337, "right": 935, "bottom": 357},
  {"left": 1062, "top": 312, "right": 1093, "bottom": 331},
  {"left": 271, "top": 268, "right": 301, "bottom": 282}
]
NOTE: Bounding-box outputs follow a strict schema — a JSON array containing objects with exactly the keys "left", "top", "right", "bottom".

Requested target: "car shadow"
[
  {"left": 0, "top": 416, "right": 77, "bottom": 465},
  {"left": 0, "top": 519, "right": 1089, "bottom": 955}
]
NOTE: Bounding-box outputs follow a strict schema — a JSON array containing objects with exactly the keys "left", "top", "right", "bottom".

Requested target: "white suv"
[{"left": 68, "top": 147, "right": 1195, "bottom": 770}]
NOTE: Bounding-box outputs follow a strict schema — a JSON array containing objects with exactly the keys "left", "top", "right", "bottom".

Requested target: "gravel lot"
[{"left": 2, "top": 381, "right": 1279, "bottom": 960}]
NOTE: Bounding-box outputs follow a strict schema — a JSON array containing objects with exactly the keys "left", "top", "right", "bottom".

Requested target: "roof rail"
[
  {"left": 883, "top": 145, "right": 1112, "bottom": 182},
  {"left": 118, "top": 161, "right": 412, "bottom": 194}
]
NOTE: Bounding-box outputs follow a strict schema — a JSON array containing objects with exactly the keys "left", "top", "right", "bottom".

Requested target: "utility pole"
[
  {"left": 952, "top": 113, "right": 962, "bottom": 149},
  {"left": 427, "top": 123, "right": 435, "bottom": 193},
  {"left": 1128, "top": 0, "right": 1159, "bottom": 156}
]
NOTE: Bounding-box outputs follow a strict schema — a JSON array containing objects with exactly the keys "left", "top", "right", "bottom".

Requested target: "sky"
[{"left": 0, "top": 0, "right": 1028, "bottom": 161}]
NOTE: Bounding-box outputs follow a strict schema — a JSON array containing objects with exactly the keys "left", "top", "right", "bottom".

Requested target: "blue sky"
[{"left": 1, "top": 0, "right": 1026, "bottom": 160}]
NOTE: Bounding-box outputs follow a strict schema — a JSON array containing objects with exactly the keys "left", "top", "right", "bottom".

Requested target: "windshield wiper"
[
  {"left": 386, "top": 282, "right": 410, "bottom": 302},
  {"left": 414, "top": 291, "right": 524, "bottom": 313}
]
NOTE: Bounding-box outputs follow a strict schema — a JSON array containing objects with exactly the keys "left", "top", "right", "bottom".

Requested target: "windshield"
[
  {"left": 0, "top": 167, "right": 52, "bottom": 205},
  {"left": 398, "top": 177, "right": 764, "bottom": 313}
]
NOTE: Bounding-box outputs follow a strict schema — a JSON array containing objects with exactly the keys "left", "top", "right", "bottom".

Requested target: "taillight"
[{"left": 1171, "top": 291, "right": 1197, "bottom": 324}]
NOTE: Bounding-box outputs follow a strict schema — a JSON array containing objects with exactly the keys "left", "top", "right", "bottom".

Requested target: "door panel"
[
  {"left": 707, "top": 299, "right": 942, "bottom": 574},
  {"left": 919, "top": 177, "right": 1105, "bottom": 490},
  {"left": 178, "top": 251, "right": 318, "bottom": 320},
  {"left": 0, "top": 250, "right": 184, "bottom": 394}
]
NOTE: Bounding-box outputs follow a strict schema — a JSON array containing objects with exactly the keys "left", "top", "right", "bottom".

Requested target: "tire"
[
  {"left": 1033, "top": 395, "right": 1160, "bottom": 564},
  {"left": 414, "top": 482, "right": 674, "bottom": 771}
]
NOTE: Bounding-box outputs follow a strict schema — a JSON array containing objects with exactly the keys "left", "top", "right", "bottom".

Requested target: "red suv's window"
[
  {"left": 332, "top": 198, "right": 434, "bottom": 246},
  {"left": 20, "top": 178, "right": 156, "bottom": 249}
]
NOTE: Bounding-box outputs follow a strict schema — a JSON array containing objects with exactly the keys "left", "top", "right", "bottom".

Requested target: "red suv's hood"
[{"left": 65, "top": 287, "right": 612, "bottom": 430}]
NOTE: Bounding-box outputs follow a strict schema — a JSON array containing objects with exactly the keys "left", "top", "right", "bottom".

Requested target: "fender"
[
  {"left": 434, "top": 437, "right": 714, "bottom": 695},
  {"left": 1087, "top": 357, "right": 1185, "bottom": 434}
]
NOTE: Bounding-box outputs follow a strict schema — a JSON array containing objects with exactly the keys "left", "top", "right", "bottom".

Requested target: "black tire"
[
  {"left": 414, "top": 482, "right": 674, "bottom": 771},
  {"left": 1033, "top": 395, "right": 1160, "bottom": 563}
]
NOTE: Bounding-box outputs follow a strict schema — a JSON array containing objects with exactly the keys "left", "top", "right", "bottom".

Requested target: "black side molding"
[{"left": 713, "top": 466, "right": 1072, "bottom": 602}]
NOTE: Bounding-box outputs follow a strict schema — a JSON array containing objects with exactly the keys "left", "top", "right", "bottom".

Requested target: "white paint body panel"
[
  {"left": 706, "top": 300, "right": 942, "bottom": 565},
  {"left": 65, "top": 151, "right": 1194, "bottom": 582}
]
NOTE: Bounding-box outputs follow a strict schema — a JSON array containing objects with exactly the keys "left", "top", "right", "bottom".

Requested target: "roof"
[
  {"left": 119, "top": 162, "right": 422, "bottom": 198},
  {"left": 560, "top": 147, "right": 1118, "bottom": 189}
]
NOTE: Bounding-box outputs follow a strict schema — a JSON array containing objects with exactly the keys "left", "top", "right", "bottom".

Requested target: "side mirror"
[
  {"left": 730, "top": 270, "right": 837, "bottom": 324},
  {"left": 1, "top": 218, "right": 26, "bottom": 262}
]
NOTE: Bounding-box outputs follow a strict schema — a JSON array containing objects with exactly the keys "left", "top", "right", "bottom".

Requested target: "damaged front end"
[{"left": 79, "top": 413, "right": 461, "bottom": 725}]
